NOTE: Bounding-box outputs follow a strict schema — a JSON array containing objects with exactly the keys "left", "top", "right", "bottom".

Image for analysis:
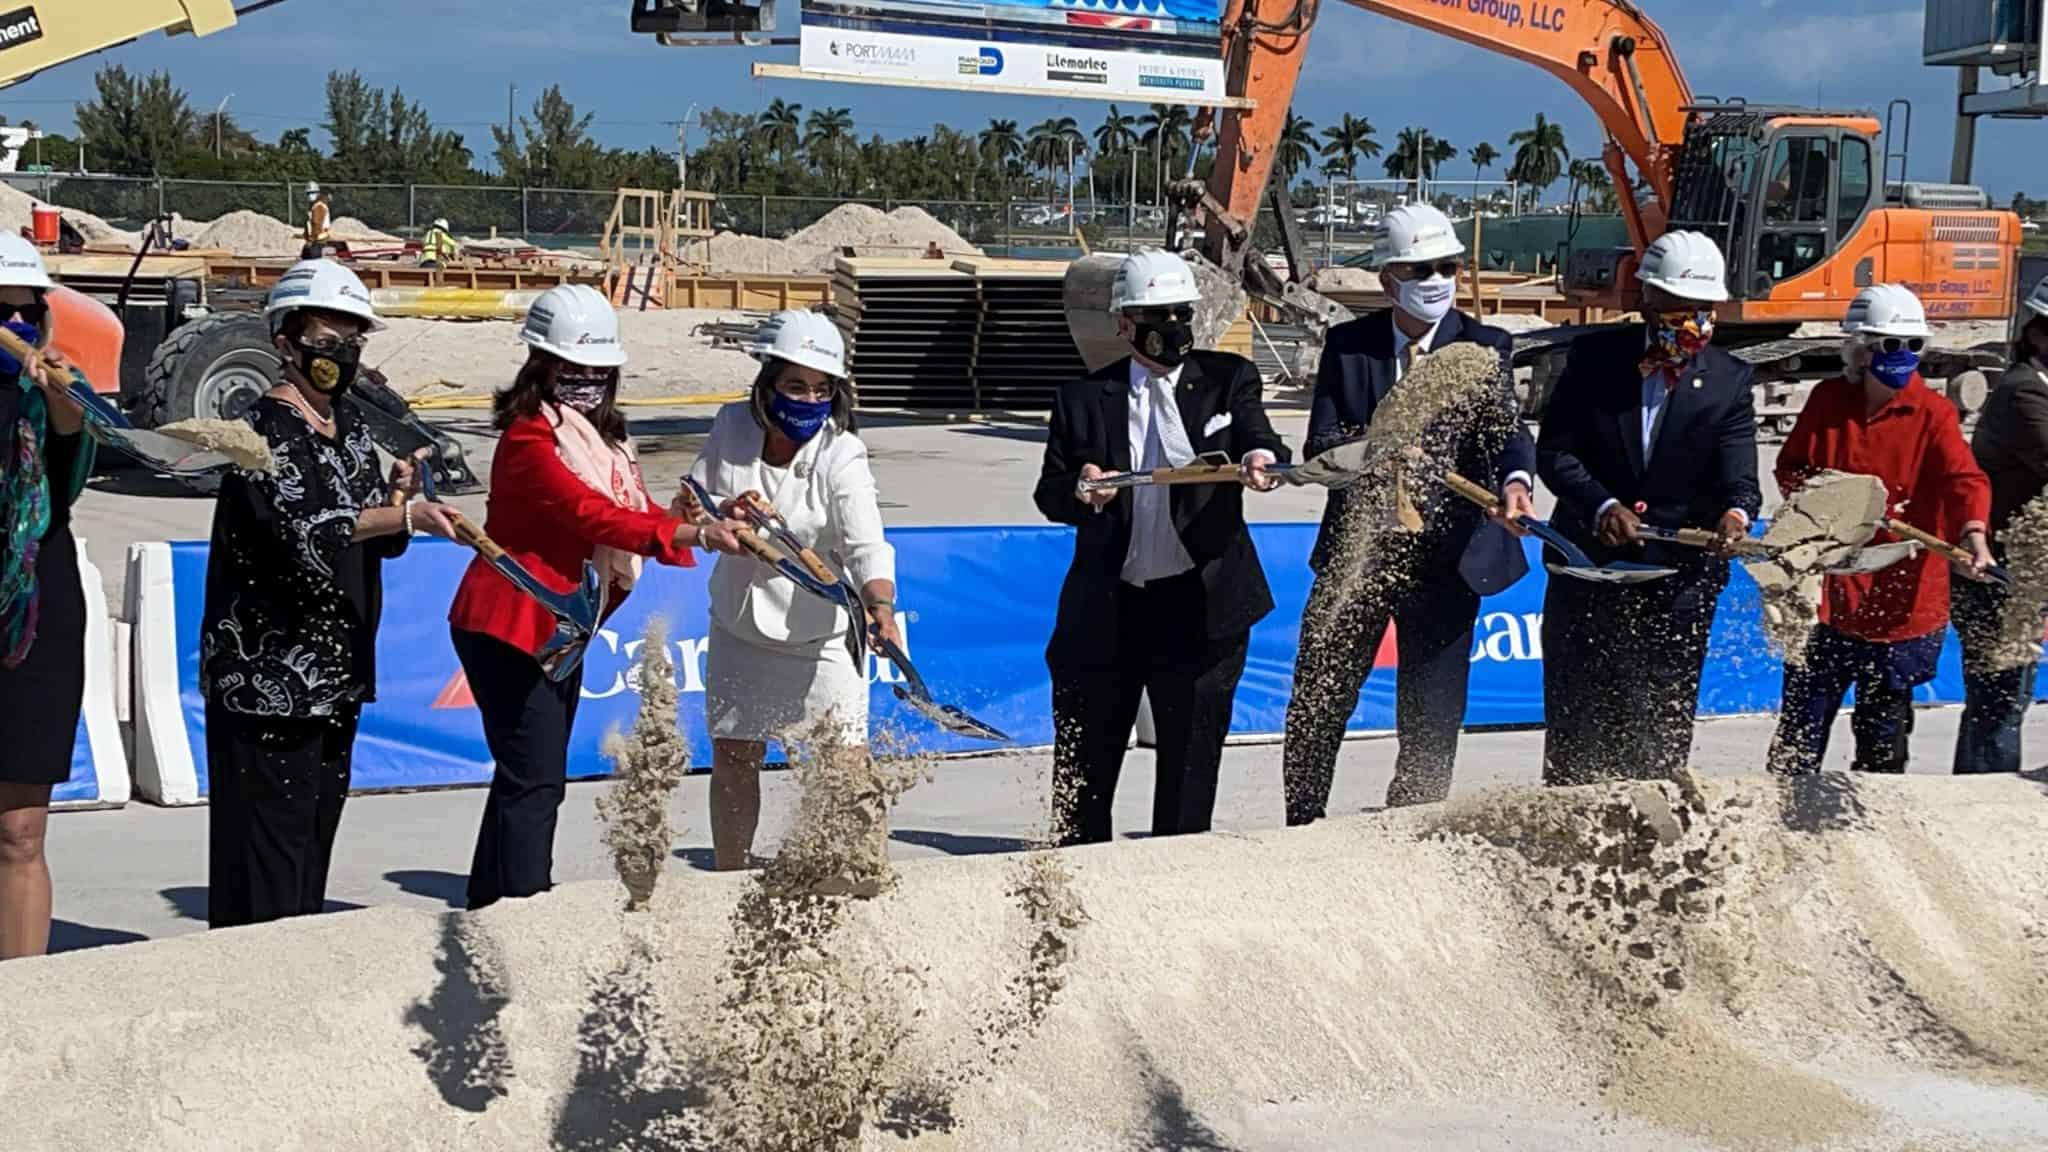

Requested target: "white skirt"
[{"left": 704, "top": 621, "right": 869, "bottom": 745}]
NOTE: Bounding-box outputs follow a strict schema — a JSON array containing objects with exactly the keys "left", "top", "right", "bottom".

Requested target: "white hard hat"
[
  {"left": 1110, "top": 248, "right": 1203, "bottom": 311},
  {"left": 1373, "top": 203, "right": 1465, "bottom": 266},
  {"left": 751, "top": 309, "right": 847, "bottom": 379},
  {"left": 1637, "top": 230, "right": 1729, "bottom": 303},
  {"left": 433, "top": 218, "right": 450, "bottom": 231},
  {"left": 520, "top": 283, "right": 626, "bottom": 368},
  {"left": 306, "top": 180, "right": 321, "bottom": 196},
  {"left": 2024, "top": 274, "right": 2048, "bottom": 320},
  {"left": 1844, "top": 283, "right": 1931, "bottom": 340},
  {"left": 0, "top": 231, "right": 53, "bottom": 290},
  {"left": 264, "top": 258, "right": 382, "bottom": 335}
]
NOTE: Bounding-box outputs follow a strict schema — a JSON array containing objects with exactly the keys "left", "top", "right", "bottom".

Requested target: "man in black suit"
[
  {"left": 1536, "top": 230, "right": 1762, "bottom": 785},
  {"left": 1034, "top": 249, "right": 1289, "bottom": 845},
  {"left": 1282, "top": 204, "right": 1537, "bottom": 821}
]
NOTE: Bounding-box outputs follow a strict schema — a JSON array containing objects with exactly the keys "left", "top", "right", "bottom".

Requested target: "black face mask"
[
  {"left": 292, "top": 338, "right": 362, "bottom": 397},
  {"left": 1132, "top": 318, "right": 1194, "bottom": 368}
]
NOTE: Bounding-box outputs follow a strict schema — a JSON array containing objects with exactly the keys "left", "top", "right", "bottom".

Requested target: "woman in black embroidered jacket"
[{"left": 199, "top": 259, "right": 454, "bottom": 929}]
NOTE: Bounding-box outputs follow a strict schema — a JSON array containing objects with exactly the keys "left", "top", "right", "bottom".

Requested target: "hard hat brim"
[{"left": 1639, "top": 274, "right": 1729, "bottom": 304}]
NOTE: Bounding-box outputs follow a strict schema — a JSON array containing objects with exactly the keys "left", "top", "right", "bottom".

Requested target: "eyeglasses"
[
  {"left": 1388, "top": 260, "right": 1462, "bottom": 282},
  {"left": 1127, "top": 305, "right": 1195, "bottom": 324},
  {"left": 0, "top": 300, "right": 49, "bottom": 329},
  {"left": 776, "top": 377, "right": 837, "bottom": 401},
  {"left": 554, "top": 366, "right": 616, "bottom": 386},
  {"left": 1867, "top": 336, "right": 1926, "bottom": 355}
]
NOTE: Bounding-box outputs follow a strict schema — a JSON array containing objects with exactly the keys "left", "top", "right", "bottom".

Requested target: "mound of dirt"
[
  {"left": 4, "top": 774, "right": 2046, "bottom": 1150},
  {"left": 190, "top": 209, "right": 305, "bottom": 256},
  {"left": 704, "top": 204, "right": 982, "bottom": 276},
  {"left": 0, "top": 181, "right": 142, "bottom": 250},
  {"left": 330, "top": 215, "right": 403, "bottom": 244}
]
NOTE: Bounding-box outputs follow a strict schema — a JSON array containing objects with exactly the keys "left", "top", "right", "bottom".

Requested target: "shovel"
[
  {"left": 1441, "top": 471, "right": 1676, "bottom": 585},
  {"left": 0, "top": 326, "right": 239, "bottom": 476},
  {"left": 1076, "top": 438, "right": 1387, "bottom": 494},
  {"left": 1882, "top": 518, "right": 2011, "bottom": 587},
  {"left": 680, "top": 476, "right": 1010, "bottom": 744},
  {"left": 1633, "top": 524, "right": 1921, "bottom": 576},
  {"left": 422, "top": 458, "right": 606, "bottom": 681}
]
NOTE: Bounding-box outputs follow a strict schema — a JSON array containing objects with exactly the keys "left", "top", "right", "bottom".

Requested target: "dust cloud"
[
  {"left": 1992, "top": 490, "right": 2048, "bottom": 670},
  {"left": 597, "top": 616, "right": 691, "bottom": 910}
]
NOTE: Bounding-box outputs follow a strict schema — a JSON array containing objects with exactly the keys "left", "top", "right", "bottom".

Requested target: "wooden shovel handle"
[
  {"left": 1442, "top": 470, "right": 1501, "bottom": 512},
  {"left": 733, "top": 525, "right": 791, "bottom": 567},
  {"left": 445, "top": 510, "right": 508, "bottom": 562},
  {"left": 1669, "top": 527, "right": 1725, "bottom": 550},
  {"left": 1885, "top": 518, "right": 1972, "bottom": 565},
  {"left": 790, "top": 544, "right": 842, "bottom": 585},
  {"left": 1149, "top": 463, "right": 1242, "bottom": 486},
  {"left": 0, "top": 324, "right": 81, "bottom": 392}
]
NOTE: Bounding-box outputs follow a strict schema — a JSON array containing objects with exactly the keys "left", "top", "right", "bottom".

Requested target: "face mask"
[
  {"left": 555, "top": 383, "right": 609, "bottom": 413},
  {"left": 1868, "top": 344, "right": 1919, "bottom": 390},
  {"left": 1132, "top": 317, "right": 1194, "bottom": 368},
  {"left": 0, "top": 319, "right": 39, "bottom": 378},
  {"left": 768, "top": 390, "right": 833, "bottom": 443},
  {"left": 292, "top": 338, "right": 361, "bottom": 397},
  {"left": 1643, "top": 308, "right": 1714, "bottom": 370},
  {"left": 1394, "top": 275, "right": 1456, "bottom": 326}
]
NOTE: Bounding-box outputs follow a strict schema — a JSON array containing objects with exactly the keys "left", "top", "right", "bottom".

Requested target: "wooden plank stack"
[{"left": 831, "top": 256, "right": 1088, "bottom": 411}]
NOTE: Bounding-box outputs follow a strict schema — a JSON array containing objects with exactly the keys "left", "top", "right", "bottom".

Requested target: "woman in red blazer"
[{"left": 448, "top": 285, "right": 741, "bottom": 910}]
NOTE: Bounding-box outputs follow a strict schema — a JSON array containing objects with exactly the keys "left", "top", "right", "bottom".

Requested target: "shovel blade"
[
  {"left": 1822, "top": 541, "right": 1920, "bottom": 575},
  {"left": 1278, "top": 438, "right": 1377, "bottom": 490},
  {"left": 1546, "top": 561, "right": 1678, "bottom": 585}
]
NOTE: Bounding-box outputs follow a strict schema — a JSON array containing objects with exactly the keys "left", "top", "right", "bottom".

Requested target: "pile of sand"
[
  {"left": 369, "top": 308, "right": 760, "bottom": 400},
  {"left": 705, "top": 205, "right": 981, "bottom": 276},
  {"left": 0, "top": 181, "right": 142, "bottom": 250},
  {"left": 189, "top": 209, "right": 304, "bottom": 256},
  {"left": 4, "top": 773, "right": 2046, "bottom": 1149}
]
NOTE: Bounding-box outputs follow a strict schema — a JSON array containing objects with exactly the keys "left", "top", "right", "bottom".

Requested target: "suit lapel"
[
  {"left": 1647, "top": 363, "right": 1701, "bottom": 476},
  {"left": 1367, "top": 311, "right": 1399, "bottom": 409},
  {"left": 1169, "top": 358, "right": 1213, "bottom": 531}
]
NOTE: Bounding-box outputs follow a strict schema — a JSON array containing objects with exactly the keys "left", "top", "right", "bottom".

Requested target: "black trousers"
[
  {"left": 454, "top": 628, "right": 585, "bottom": 911},
  {"left": 206, "top": 702, "right": 360, "bottom": 929},
  {"left": 1282, "top": 555, "right": 1480, "bottom": 823},
  {"left": 1049, "top": 573, "right": 1249, "bottom": 847},
  {"left": 1540, "top": 567, "right": 1724, "bottom": 786}
]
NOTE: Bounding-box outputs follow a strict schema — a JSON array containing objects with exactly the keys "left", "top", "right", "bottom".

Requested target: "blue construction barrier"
[{"left": 149, "top": 526, "right": 2041, "bottom": 799}]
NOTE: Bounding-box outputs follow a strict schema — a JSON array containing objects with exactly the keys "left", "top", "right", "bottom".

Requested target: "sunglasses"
[
  {"left": 0, "top": 300, "right": 49, "bottom": 329},
  {"left": 1128, "top": 305, "right": 1196, "bottom": 324},
  {"left": 776, "top": 378, "right": 838, "bottom": 401},
  {"left": 1868, "top": 336, "right": 1926, "bottom": 355},
  {"left": 555, "top": 366, "right": 616, "bottom": 386},
  {"left": 292, "top": 333, "right": 368, "bottom": 356},
  {"left": 1388, "top": 261, "right": 1462, "bottom": 282}
]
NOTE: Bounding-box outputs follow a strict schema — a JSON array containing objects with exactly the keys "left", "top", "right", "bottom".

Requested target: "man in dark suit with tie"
[
  {"left": 1536, "top": 230, "right": 1763, "bottom": 785},
  {"left": 1034, "top": 249, "right": 1290, "bottom": 846},
  {"left": 1282, "top": 204, "right": 1537, "bottom": 821}
]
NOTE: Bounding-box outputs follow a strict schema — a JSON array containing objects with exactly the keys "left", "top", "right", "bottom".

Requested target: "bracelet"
[{"left": 402, "top": 500, "right": 415, "bottom": 537}]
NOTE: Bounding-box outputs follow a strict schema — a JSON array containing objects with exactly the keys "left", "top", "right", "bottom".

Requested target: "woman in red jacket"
[
  {"left": 1765, "top": 285, "right": 1994, "bottom": 776},
  {"left": 448, "top": 285, "right": 741, "bottom": 909}
]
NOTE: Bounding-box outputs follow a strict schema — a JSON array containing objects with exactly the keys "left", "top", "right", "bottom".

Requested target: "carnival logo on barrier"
[{"left": 1470, "top": 611, "right": 1543, "bottom": 664}]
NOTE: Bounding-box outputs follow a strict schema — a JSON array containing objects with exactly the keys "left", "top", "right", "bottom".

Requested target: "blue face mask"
[
  {"left": 1869, "top": 346, "right": 1919, "bottom": 390},
  {"left": 0, "top": 319, "right": 40, "bottom": 378},
  {"left": 768, "top": 390, "right": 833, "bottom": 443}
]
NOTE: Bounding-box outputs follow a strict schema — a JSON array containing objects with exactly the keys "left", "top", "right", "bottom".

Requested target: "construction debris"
[
  {"left": 595, "top": 616, "right": 690, "bottom": 911},
  {"left": 1744, "top": 471, "right": 1888, "bottom": 663}
]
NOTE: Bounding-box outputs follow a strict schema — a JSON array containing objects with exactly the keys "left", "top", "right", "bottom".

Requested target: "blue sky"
[{"left": 7, "top": 0, "right": 2038, "bottom": 200}]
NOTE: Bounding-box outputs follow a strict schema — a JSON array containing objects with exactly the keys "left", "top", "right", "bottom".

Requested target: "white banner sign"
[{"left": 797, "top": 27, "right": 1224, "bottom": 102}]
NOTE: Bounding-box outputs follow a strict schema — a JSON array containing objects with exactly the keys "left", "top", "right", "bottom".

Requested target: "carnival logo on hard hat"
[{"left": 576, "top": 332, "right": 618, "bottom": 345}]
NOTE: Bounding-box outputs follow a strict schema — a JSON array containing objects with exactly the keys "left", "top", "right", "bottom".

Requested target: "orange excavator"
[{"left": 1182, "top": 0, "right": 2023, "bottom": 414}]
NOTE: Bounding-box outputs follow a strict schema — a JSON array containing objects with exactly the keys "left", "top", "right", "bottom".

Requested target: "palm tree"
[
  {"left": 1277, "top": 109, "right": 1317, "bottom": 183},
  {"left": 1317, "top": 113, "right": 1380, "bottom": 180},
  {"left": 802, "top": 106, "right": 854, "bottom": 191},
  {"left": 1026, "top": 116, "right": 1086, "bottom": 204},
  {"left": 1470, "top": 141, "right": 1500, "bottom": 181},
  {"left": 980, "top": 118, "right": 1023, "bottom": 200},
  {"left": 1567, "top": 158, "right": 1616, "bottom": 213},
  {"left": 756, "top": 98, "right": 802, "bottom": 165},
  {"left": 1384, "top": 127, "right": 1428, "bottom": 182},
  {"left": 1507, "top": 113, "right": 1569, "bottom": 211},
  {"left": 1094, "top": 104, "right": 1139, "bottom": 208},
  {"left": 1138, "top": 103, "right": 1192, "bottom": 205},
  {"left": 1427, "top": 137, "right": 1456, "bottom": 180}
]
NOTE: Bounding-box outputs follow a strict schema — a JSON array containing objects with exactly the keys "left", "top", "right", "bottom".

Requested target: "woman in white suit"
[{"left": 687, "top": 310, "right": 898, "bottom": 869}]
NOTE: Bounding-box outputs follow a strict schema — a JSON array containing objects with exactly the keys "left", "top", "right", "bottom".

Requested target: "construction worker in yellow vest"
[
  {"left": 302, "top": 182, "right": 331, "bottom": 259},
  {"left": 419, "top": 218, "right": 460, "bottom": 268}
]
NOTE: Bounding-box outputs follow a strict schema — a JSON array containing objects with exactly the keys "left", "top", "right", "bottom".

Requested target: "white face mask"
[{"left": 1394, "top": 274, "right": 1456, "bottom": 325}]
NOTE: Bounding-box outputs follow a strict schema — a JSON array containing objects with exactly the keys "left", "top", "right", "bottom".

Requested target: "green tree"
[
  {"left": 1507, "top": 113, "right": 1569, "bottom": 209},
  {"left": 1026, "top": 116, "right": 1084, "bottom": 203},
  {"left": 802, "top": 106, "right": 853, "bottom": 192},
  {"left": 1277, "top": 109, "right": 1317, "bottom": 183},
  {"left": 1470, "top": 140, "right": 1500, "bottom": 181},
  {"left": 74, "top": 64, "right": 197, "bottom": 174},
  {"left": 755, "top": 98, "right": 802, "bottom": 167},
  {"left": 1138, "top": 103, "right": 1191, "bottom": 204},
  {"left": 1317, "top": 113, "right": 1379, "bottom": 180},
  {"left": 1092, "top": 104, "right": 1138, "bottom": 205},
  {"left": 1567, "top": 158, "right": 1616, "bottom": 213},
  {"left": 490, "top": 84, "right": 599, "bottom": 186}
]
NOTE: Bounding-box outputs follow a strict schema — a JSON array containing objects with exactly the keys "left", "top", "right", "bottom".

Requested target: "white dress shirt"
[
  {"left": 1122, "top": 360, "right": 1198, "bottom": 586},
  {"left": 1589, "top": 351, "right": 1748, "bottom": 530}
]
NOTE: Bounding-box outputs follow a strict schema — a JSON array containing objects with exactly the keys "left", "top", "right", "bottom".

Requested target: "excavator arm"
[
  {"left": 0, "top": 1, "right": 245, "bottom": 90},
  {"left": 1201, "top": 0, "right": 1692, "bottom": 279}
]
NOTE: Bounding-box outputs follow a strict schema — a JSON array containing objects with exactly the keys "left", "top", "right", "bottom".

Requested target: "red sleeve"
[
  {"left": 1926, "top": 403, "right": 1992, "bottom": 534},
  {"left": 498, "top": 416, "right": 695, "bottom": 567},
  {"left": 1774, "top": 387, "right": 1825, "bottom": 498}
]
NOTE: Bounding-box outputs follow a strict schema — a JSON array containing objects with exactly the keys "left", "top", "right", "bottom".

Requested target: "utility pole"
[
  {"left": 507, "top": 83, "right": 517, "bottom": 144},
  {"left": 214, "top": 94, "right": 233, "bottom": 160},
  {"left": 676, "top": 103, "right": 697, "bottom": 189}
]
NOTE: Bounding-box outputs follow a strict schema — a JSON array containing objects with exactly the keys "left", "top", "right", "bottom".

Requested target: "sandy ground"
[
  {"left": 369, "top": 309, "right": 761, "bottom": 402},
  {"left": 12, "top": 748, "right": 2048, "bottom": 1150}
]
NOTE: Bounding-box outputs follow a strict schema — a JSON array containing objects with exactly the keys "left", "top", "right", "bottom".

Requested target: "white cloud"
[{"left": 1306, "top": 6, "right": 1469, "bottom": 80}]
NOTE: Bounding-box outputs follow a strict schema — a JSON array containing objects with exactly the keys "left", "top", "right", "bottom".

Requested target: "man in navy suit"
[
  {"left": 1282, "top": 205, "right": 1537, "bottom": 821},
  {"left": 1536, "top": 230, "right": 1763, "bottom": 785}
]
